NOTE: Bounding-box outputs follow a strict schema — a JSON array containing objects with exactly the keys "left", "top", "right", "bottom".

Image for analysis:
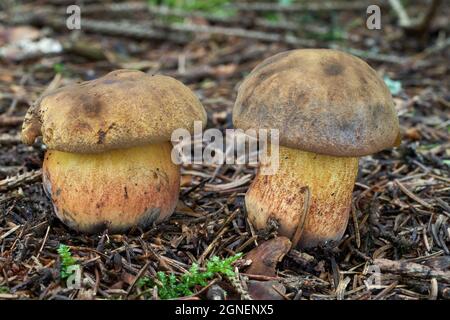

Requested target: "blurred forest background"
[{"left": 0, "top": 0, "right": 449, "bottom": 300}]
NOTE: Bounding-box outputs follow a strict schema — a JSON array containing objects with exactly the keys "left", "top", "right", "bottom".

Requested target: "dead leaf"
[
  {"left": 245, "top": 237, "right": 291, "bottom": 277},
  {"left": 175, "top": 200, "right": 204, "bottom": 217},
  {"left": 405, "top": 127, "right": 421, "bottom": 140}
]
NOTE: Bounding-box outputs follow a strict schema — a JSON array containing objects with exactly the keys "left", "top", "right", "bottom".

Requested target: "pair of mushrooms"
[{"left": 22, "top": 49, "right": 400, "bottom": 248}]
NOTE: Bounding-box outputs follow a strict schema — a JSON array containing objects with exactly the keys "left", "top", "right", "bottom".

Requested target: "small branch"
[
  {"left": 395, "top": 179, "right": 434, "bottom": 209},
  {"left": 282, "top": 276, "right": 330, "bottom": 291},
  {"left": 228, "top": 269, "right": 252, "bottom": 300},
  {"left": 389, "top": 0, "right": 442, "bottom": 35},
  {"left": 0, "top": 166, "right": 22, "bottom": 177},
  {"left": 54, "top": 18, "right": 188, "bottom": 44},
  {"left": 412, "top": 0, "right": 442, "bottom": 34},
  {"left": 331, "top": 45, "right": 408, "bottom": 64},
  {"left": 421, "top": 37, "right": 450, "bottom": 57},
  {"left": 351, "top": 202, "right": 361, "bottom": 248},
  {"left": 234, "top": 1, "right": 375, "bottom": 12},
  {"left": 0, "top": 133, "right": 22, "bottom": 145},
  {"left": 82, "top": 3, "right": 353, "bottom": 42},
  {"left": 0, "top": 116, "right": 24, "bottom": 127},
  {"left": 0, "top": 169, "right": 42, "bottom": 192},
  {"left": 150, "top": 21, "right": 316, "bottom": 47},
  {"left": 3, "top": 10, "right": 189, "bottom": 44},
  {"left": 198, "top": 210, "right": 239, "bottom": 263},
  {"left": 374, "top": 258, "right": 450, "bottom": 283},
  {"left": 126, "top": 261, "right": 152, "bottom": 297},
  {"left": 389, "top": 0, "right": 412, "bottom": 27}
]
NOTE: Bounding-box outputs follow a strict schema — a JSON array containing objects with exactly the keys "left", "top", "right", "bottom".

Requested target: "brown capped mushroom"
[
  {"left": 22, "top": 69, "right": 207, "bottom": 233},
  {"left": 233, "top": 49, "right": 400, "bottom": 248}
]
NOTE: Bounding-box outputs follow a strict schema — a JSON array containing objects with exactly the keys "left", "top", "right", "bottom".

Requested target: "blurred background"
[{"left": 0, "top": 0, "right": 449, "bottom": 300}]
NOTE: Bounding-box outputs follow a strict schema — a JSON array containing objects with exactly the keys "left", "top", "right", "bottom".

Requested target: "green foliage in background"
[
  {"left": 306, "top": 27, "right": 345, "bottom": 41},
  {"left": 147, "top": 0, "right": 235, "bottom": 18},
  {"left": 53, "top": 62, "right": 72, "bottom": 77},
  {"left": 57, "top": 244, "right": 78, "bottom": 280},
  {"left": 278, "top": 0, "right": 293, "bottom": 6},
  {"left": 137, "top": 253, "right": 242, "bottom": 299},
  {"left": 316, "top": 13, "right": 346, "bottom": 41},
  {"left": 53, "top": 63, "right": 65, "bottom": 74},
  {"left": 0, "top": 286, "right": 9, "bottom": 294}
]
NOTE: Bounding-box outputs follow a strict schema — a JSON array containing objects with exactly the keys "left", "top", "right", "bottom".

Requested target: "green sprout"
[
  {"left": 0, "top": 286, "right": 9, "bottom": 294},
  {"left": 53, "top": 63, "right": 65, "bottom": 75},
  {"left": 57, "top": 244, "right": 78, "bottom": 280},
  {"left": 137, "top": 253, "right": 242, "bottom": 299}
]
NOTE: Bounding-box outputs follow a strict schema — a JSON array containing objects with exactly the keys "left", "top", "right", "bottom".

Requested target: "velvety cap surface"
[
  {"left": 22, "top": 69, "right": 207, "bottom": 153},
  {"left": 233, "top": 49, "right": 400, "bottom": 157}
]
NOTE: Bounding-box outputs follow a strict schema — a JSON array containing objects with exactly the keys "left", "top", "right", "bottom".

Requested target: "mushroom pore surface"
[
  {"left": 245, "top": 145, "right": 359, "bottom": 248},
  {"left": 43, "top": 142, "right": 179, "bottom": 233}
]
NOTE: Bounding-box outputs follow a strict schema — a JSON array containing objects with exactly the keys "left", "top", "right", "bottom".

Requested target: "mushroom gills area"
[
  {"left": 43, "top": 142, "right": 180, "bottom": 233},
  {"left": 245, "top": 145, "right": 359, "bottom": 248}
]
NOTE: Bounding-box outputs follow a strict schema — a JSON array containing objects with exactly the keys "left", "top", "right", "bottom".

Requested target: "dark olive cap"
[
  {"left": 22, "top": 70, "right": 207, "bottom": 153},
  {"left": 233, "top": 49, "right": 400, "bottom": 157}
]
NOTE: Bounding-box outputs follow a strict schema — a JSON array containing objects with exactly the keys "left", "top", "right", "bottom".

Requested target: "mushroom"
[
  {"left": 22, "top": 69, "right": 207, "bottom": 233},
  {"left": 233, "top": 49, "right": 400, "bottom": 248}
]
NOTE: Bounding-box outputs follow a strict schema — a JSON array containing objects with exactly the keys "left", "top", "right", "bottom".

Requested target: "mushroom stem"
[
  {"left": 245, "top": 145, "right": 359, "bottom": 248},
  {"left": 43, "top": 141, "right": 180, "bottom": 233}
]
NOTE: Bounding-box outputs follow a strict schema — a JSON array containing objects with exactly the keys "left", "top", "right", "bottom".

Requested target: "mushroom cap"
[
  {"left": 233, "top": 49, "right": 400, "bottom": 157},
  {"left": 22, "top": 69, "right": 207, "bottom": 153}
]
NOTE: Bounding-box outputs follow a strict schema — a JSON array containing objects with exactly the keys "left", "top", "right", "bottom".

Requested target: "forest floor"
[{"left": 0, "top": 0, "right": 449, "bottom": 300}]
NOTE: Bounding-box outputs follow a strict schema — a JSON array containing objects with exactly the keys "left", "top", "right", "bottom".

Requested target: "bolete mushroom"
[
  {"left": 233, "top": 49, "right": 400, "bottom": 248},
  {"left": 22, "top": 69, "right": 206, "bottom": 233}
]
